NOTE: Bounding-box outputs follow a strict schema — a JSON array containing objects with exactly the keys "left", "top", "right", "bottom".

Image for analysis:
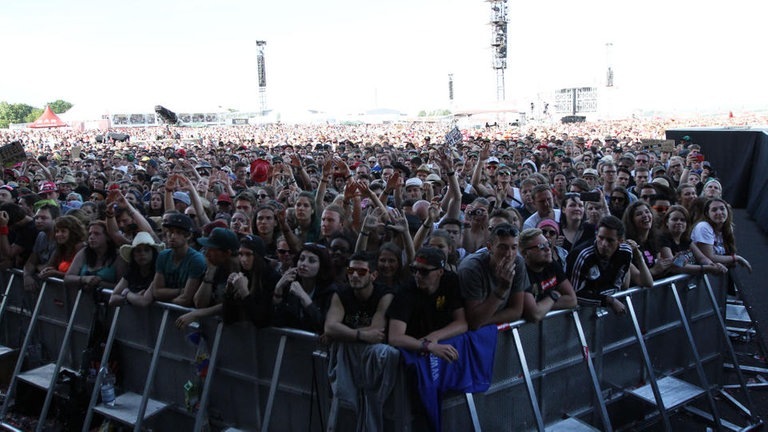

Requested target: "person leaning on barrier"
[
  {"left": 109, "top": 232, "right": 164, "bottom": 307},
  {"left": 566, "top": 215, "right": 653, "bottom": 315},
  {"left": 222, "top": 234, "right": 280, "bottom": 327},
  {"left": 518, "top": 228, "right": 577, "bottom": 323},
  {"left": 458, "top": 223, "right": 530, "bottom": 330},
  {"left": 38, "top": 215, "right": 86, "bottom": 280},
  {"left": 324, "top": 251, "right": 398, "bottom": 432},
  {"left": 271, "top": 242, "right": 337, "bottom": 333},
  {"left": 0, "top": 202, "right": 37, "bottom": 269},
  {"left": 387, "top": 247, "right": 467, "bottom": 361},
  {"left": 22, "top": 203, "right": 60, "bottom": 290},
  {"left": 64, "top": 220, "right": 127, "bottom": 290},
  {"left": 149, "top": 213, "right": 206, "bottom": 307},
  {"left": 176, "top": 227, "right": 240, "bottom": 328}
]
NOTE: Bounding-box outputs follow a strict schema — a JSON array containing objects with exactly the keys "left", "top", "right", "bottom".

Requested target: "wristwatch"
[{"left": 548, "top": 290, "right": 561, "bottom": 302}]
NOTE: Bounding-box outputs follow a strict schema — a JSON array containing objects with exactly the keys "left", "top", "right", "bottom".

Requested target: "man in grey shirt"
[{"left": 458, "top": 223, "right": 530, "bottom": 329}]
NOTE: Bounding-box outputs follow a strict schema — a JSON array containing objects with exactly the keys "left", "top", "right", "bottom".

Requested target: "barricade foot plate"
[
  {"left": 726, "top": 304, "right": 752, "bottom": 323},
  {"left": 627, "top": 376, "right": 705, "bottom": 410},
  {"left": 0, "top": 346, "right": 14, "bottom": 358},
  {"left": 93, "top": 391, "right": 168, "bottom": 426},
  {"left": 545, "top": 417, "right": 601, "bottom": 431},
  {"left": 16, "top": 363, "right": 76, "bottom": 390}
]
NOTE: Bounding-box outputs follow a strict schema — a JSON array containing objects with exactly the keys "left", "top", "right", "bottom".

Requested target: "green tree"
[
  {"left": 48, "top": 99, "right": 73, "bottom": 114},
  {"left": 0, "top": 102, "right": 37, "bottom": 128},
  {"left": 25, "top": 108, "right": 44, "bottom": 123}
]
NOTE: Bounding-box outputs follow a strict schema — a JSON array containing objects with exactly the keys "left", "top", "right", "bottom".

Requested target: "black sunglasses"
[{"left": 409, "top": 265, "right": 440, "bottom": 276}]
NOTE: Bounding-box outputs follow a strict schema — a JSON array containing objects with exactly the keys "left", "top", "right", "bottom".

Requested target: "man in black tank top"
[{"left": 325, "top": 252, "right": 398, "bottom": 432}]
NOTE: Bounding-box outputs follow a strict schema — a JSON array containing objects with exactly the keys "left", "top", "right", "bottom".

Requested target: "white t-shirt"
[
  {"left": 523, "top": 209, "right": 562, "bottom": 231},
  {"left": 691, "top": 221, "right": 726, "bottom": 255}
]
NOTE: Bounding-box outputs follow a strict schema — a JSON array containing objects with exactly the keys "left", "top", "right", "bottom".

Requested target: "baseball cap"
[
  {"left": 197, "top": 227, "right": 240, "bottom": 252},
  {"left": 217, "top": 193, "right": 233, "bottom": 204},
  {"left": 414, "top": 247, "right": 446, "bottom": 269},
  {"left": 582, "top": 168, "right": 599, "bottom": 178},
  {"left": 38, "top": 181, "right": 58, "bottom": 194},
  {"left": 172, "top": 191, "right": 191, "bottom": 205},
  {"left": 162, "top": 213, "right": 194, "bottom": 232},
  {"left": 486, "top": 156, "right": 500, "bottom": 164},
  {"left": 405, "top": 178, "right": 423, "bottom": 189}
]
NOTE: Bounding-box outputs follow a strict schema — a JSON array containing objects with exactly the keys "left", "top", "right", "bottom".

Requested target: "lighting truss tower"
[
  {"left": 606, "top": 42, "right": 614, "bottom": 87},
  {"left": 488, "top": 0, "right": 508, "bottom": 101},
  {"left": 256, "top": 40, "right": 267, "bottom": 114}
]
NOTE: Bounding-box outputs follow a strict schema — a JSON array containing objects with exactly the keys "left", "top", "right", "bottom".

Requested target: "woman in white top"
[{"left": 690, "top": 198, "right": 751, "bottom": 272}]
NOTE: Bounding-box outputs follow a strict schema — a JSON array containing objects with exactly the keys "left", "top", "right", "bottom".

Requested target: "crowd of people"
[{"left": 0, "top": 114, "right": 757, "bottom": 430}]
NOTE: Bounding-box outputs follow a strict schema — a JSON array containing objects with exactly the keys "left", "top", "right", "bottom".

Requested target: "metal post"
[
  {"left": 262, "top": 334, "right": 287, "bottom": 432},
  {"left": 83, "top": 305, "right": 122, "bottom": 432},
  {"left": 670, "top": 281, "right": 722, "bottom": 428},
  {"left": 702, "top": 275, "right": 760, "bottom": 424},
  {"left": 465, "top": 392, "right": 482, "bottom": 431},
  {"left": 0, "top": 281, "right": 48, "bottom": 419},
  {"left": 37, "top": 289, "right": 84, "bottom": 432},
  {"left": 512, "top": 327, "right": 544, "bottom": 431},
  {"left": 135, "top": 309, "right": 170, "bottom": 432},
  {"left": 625, "top": 295, "right": 672, "bottom": 430},
  {"left": 0, "top": 273, "right": 16, "bottom": 326},
  {"left": 572, "top": 310, "right": 612, "bottom": 432},
  {"left": 194, "top": 320, "right": 224, "bottom": 432}
]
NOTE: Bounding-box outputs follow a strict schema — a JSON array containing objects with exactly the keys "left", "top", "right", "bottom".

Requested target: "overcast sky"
[{"left": 2, "top": 0, "right": 766, "bottom": 116}]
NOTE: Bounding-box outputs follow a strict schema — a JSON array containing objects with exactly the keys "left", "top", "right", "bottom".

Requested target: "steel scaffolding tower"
[
  {"left": 488, "top": 0, "right": 509, "bottom": 101},
  {"left": 256, "top": 40, "right": 267, "bottom": 115}
]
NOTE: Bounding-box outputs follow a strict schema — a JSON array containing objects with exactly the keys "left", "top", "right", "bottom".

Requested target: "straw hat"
[{"left": 119, "top": 232, "right": 165, "bottom": 262}]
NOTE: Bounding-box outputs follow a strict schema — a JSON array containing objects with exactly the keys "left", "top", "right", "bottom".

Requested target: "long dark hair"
[
  {"left": 85, "top": 221, "right": 117, "bottom": 268},
  {"left": 297, "top": 242, "right": 335, "bottom": 287},
  {"left": 702, "top": 198, "right": 736, "bottom": 254},
  {"left": 622, "top": 201, "right": 658, "bottom": 250}
]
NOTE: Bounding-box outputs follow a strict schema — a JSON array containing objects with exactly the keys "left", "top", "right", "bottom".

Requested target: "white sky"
[{"left": 2, "top": 0, "right": 767, "bottom": 116}]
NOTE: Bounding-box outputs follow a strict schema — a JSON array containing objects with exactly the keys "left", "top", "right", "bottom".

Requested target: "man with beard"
[
  {"left": 518, "top": 228, "right": 577, "bottom": 322},
  {"left": 324, "top": 252, "right": 398, "bottom": 432}
]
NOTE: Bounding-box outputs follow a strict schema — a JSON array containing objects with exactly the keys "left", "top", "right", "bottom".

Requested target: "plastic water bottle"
[{"left": 100, "top": 367, "right": 116, "bottom": 407}]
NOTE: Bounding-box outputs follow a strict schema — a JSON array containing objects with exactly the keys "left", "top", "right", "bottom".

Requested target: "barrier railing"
[{"left": 0, "top": 269, "right": 759, "bottom": 431}]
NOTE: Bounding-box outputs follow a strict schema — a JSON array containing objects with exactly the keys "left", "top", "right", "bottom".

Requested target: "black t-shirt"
[
  {"left": 386, "top": 271, "right": 463, "bottom": 340},
  {"left": 338, "top": 283, "right": 393, "bottom": 329},
  {"left": 10, "top": 220, "right": 38, "bottom": 267},
  {"left": 658, "top": 232, "right": 691, "bottom": 256},
  {"left": 562, "top": 223, "right": 596, "bottom": 253},
  {"left": 526, "top": 261, "right": 567, "bottom": 299},
  {"left": 125, "top": 270, "right": 154, "bottom": 293}
]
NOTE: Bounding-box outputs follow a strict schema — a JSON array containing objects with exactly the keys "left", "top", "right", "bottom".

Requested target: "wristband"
[
  {"left": 0, "top": 226, "right": 8, "bottom": 236},
  {"left": 492, "top": 290, "right": 506, "bottom": 300},
  {"left": 420, "top": 338, "right": 432, "bottom": 354},
  {"left": 360, "top": 231, "right": 369, "bottom": 237},
  {"left": 345, "top": 175, "right": 352, "bottom": 180},
  {"left": 447, "top": 171, "right": 455, "bottom": 176},
  {"left": 699, "top": 265, "right": 704, "bottom": 274},
  {"left": 356, "top": 330, "right": 362, "bottom": 342},
  {"left": 732, "top": 254, "right": 736, "bottom": 264}
]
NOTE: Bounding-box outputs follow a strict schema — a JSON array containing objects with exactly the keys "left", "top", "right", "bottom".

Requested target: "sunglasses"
[
  {"left": 346, "top": 267, "right": 369, "bottom": 276},
  {"left": 652, "top": 205, "right": 669, "bottom": 212},
  {"left": 541, "top": 229, "right": 558, "bottom": 236},
  {"left": 526, "top": 241, "right": 552, "bottom": 251},
  {"left": 491, "top": 224, "right": 519, "bottom": 237},
  {"left": 409, "top": 265, "right": 440, "bottom": 276},
  {"left": 276, "top": 248, "right": 292, "bottom": 255},
  {"left": 257, "top": 194, "right": 269, "bottom": 199}
]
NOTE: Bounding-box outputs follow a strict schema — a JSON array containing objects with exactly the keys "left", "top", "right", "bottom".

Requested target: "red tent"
[{"left": 28, "top": 105, "right": 67, "bottom": 128}]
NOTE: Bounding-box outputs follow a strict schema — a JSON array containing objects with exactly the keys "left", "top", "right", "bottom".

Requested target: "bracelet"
[
  {"left": 356, "top": 330, "right": 362, "bottom": 342},
  {"left": 203, "top": 279, "right": 215, "bottom": 285},
  {"left": 732, "top": 254, "right": 736, "bottom": 264},
  {"left": 345, "top": 175, "right": 352, "bottom": 180},
  {"left": 699, "top": 265, "right": 704, "bottom": 274},
  {"left": 422, "top": 222, "right": 432, "bottom": 229},
  {"left": 360, "top": 231, "right": 369, "bottom": 237},
  {"left": 447, "top": 171, "right": 455, "bottom": 176},
  {"left": 420, "top": 338, "right": 432, "bottom": 354},
  {"left": 0, "top": 226, "right": 8, "bottom": 236},
  {"left": 492, "top": 290, "right": 506, "bottom": 300}
]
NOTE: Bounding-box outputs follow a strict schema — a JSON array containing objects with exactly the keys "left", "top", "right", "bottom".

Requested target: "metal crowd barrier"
[{"left": 0, "top": 270, "right": 759, "bottom": 431}]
